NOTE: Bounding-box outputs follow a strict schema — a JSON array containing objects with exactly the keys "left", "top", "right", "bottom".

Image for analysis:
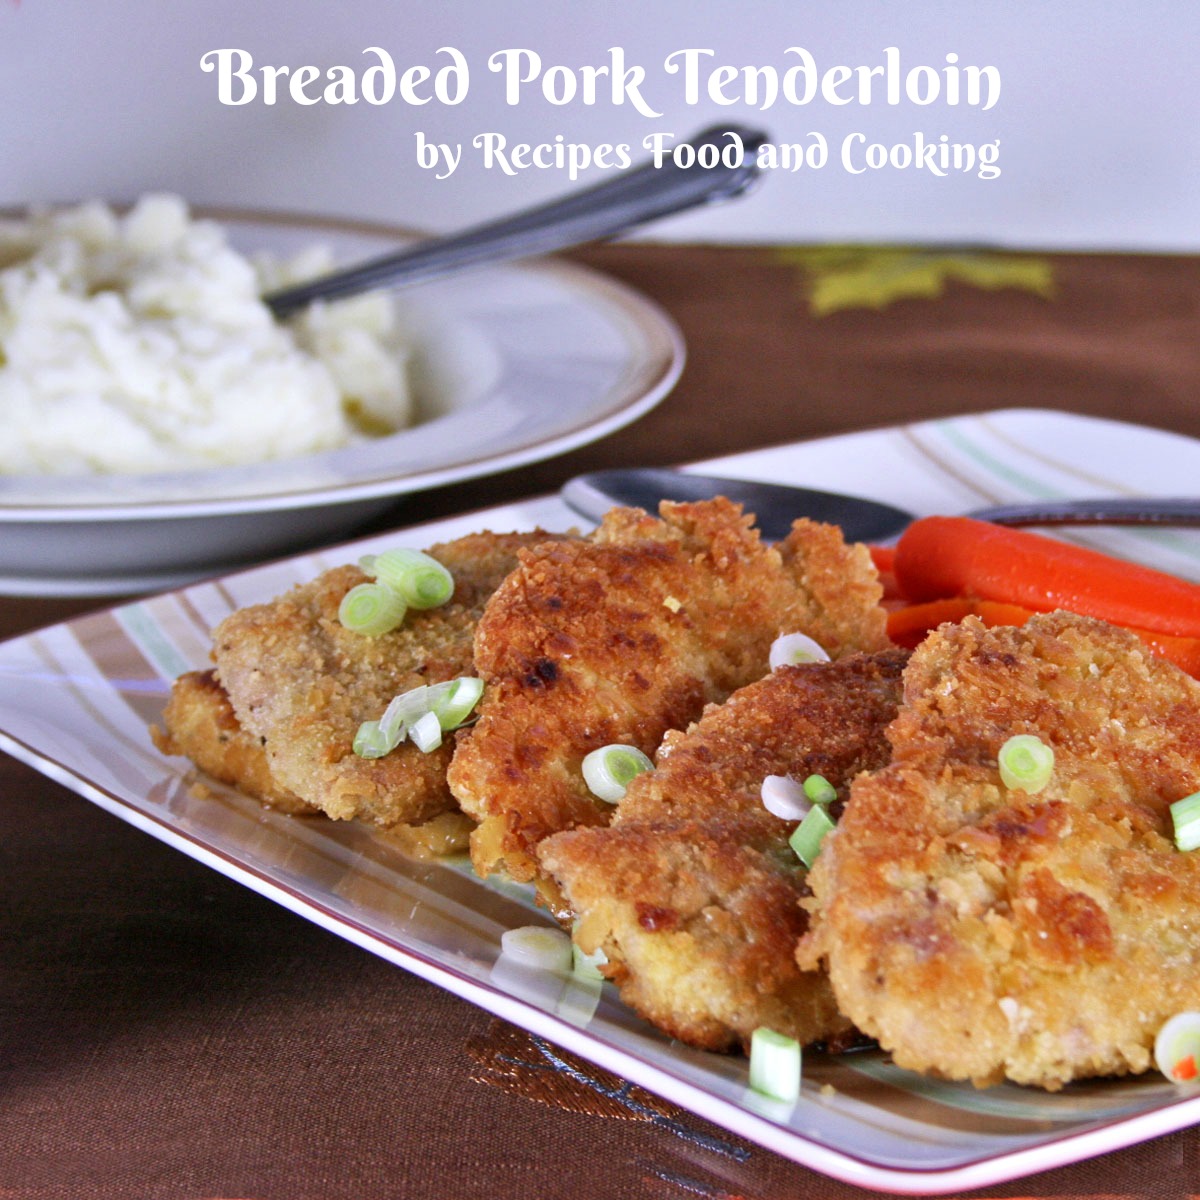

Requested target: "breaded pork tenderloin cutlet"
[
  {"left": 546, "top": 815, "right": 846, "bottom": 1051},
  {"left": 799, "top": 611, "right": 1200, "bottom": 1090},
  {"left": 211, "top": 531, "right": 563, "bottom": 829},
  {"left": 151, "top": 669, "right": 477, "bottom": 857},
  {"left": 448, "top": 500, "right": 890, "bottom": 885},
  {"left": 538, "top": 651, "right": 907, "bottom": 1052}
]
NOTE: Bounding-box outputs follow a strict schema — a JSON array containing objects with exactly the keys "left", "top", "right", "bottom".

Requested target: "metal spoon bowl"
[{"left": 562, "top": 468, "right": 1200, "bottom": 544}]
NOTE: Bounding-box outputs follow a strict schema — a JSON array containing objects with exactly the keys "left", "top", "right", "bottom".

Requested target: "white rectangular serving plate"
[{"left": 4, "top": 407, "right": 1200, "bottom": 1194}]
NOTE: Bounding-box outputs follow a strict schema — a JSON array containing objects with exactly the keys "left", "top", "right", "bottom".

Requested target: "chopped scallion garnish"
[
  {"left": 352, "top": 719, "right": 395, "bottom": 759},
  {"left": 761, "top": 774, "right": 811, "bottom": 821},
  {"left": 572, "top": 939, "right": 608, "bottom": 982},
  {"left": 802, "top": 774, "right": 837, "bottom": 806},
  {"left": 409, "top": 710, "right": 443, "bottom": 753},
  {"left": 748, "top": 1027, "right": 802, "bottom": 1103},
  {"left": 789, "top": 804, "right": 836, "bottom": 868},
  {"left": 1155, "top": 1012, "right": 1200, "bottom": 1083},
  {"left": 500, "top": 926, "right": 574, "bottom": 973},
  {"left": 370, "top": 548, "right": 455, "bottom": 610},
  {"left": 353, "top": 676, "right": 485, "bottom": 759},
  {"left": 430, "top": 676, "right": 485, "bottom": 730},
  {"left": 1171, "top": 791, "right": 1200, "bottom": 852},
  {"left": 582, "top": 744, "right": 654, "bottom": 803},
  {"left": 379, "top": 685, "right": 432, "bottom": 741},
  {"left": 338, "top": 582, "right": 407, "bottom": 637},
  {"left": 769, "top": 632, "right": 830, "bottom": 670},
  {"left": 997, "top": 734, "right": 1055, "bottom": 793}
]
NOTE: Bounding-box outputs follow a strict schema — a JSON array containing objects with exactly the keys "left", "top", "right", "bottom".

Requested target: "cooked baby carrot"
[
  {"left": 1130, "top": 627, "right": 1200, "bottom": 679},
  {"left": 887, "top": 592, "right": 1200, "bottom": 678},
  {"left": 894, "top": 516, "right": 1200, "bottom": 639},
  {"left": 868, "top": 544, "right": 896, "bottom": 574},
  {"left": 868, "top": 544, "right": 902, "bottom": 603},
  {"left": 886, "top": 597, "right": 973, "bottom": 646},
  {"left": 886, "top": 597, "right": 1034, "bottom": 648}
]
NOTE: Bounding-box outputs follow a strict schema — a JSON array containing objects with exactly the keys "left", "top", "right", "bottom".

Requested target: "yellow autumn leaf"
[{"left": 777, "top": 245, "right": 1055, "bottom": 316}]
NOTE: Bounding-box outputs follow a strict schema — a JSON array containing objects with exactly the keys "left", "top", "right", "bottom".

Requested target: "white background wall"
[{"left": 1, "top": 0, "right": 1196, "bottom": 250}]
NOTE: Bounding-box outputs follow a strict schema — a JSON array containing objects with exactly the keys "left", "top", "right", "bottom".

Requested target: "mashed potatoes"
[{"left": 0, "top": 194, "right": 414, "bottom": 476}]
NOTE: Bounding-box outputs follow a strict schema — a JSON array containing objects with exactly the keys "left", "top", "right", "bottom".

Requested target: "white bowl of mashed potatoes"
[
  {"left": 0, "top": 194, "right": 416, "bottom": 477},
  {"left": 0, "top": 197, "right": 683, "bottom": 595}
]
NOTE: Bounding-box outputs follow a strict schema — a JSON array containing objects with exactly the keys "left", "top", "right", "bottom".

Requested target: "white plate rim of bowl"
[{"left": 0, "top": 206, "right": 686, "bottom": 518}]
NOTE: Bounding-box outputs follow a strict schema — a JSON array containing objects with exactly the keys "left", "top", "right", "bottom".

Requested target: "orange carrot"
[
  {"left": 1173, "top": 1054, "right": 1198, "bottom": 1082},
  {"left": 894, "top": 516, "right": 1200, "bottom": 639},
  {"left": 887, "top": 597, "right": 974, "bottom": 646},
  {"left": 887, "top": 593, "right": 1200, "bottom": 678},
  {"left": 886, "top": 597, "right": 1035, "bottom": 648},
  {"left": 869, "top": 544, "right": 896, "bottom": 574},
  {"left": 868, "top": 544, "right": 901, "bottom": 603},
  {"left": 1129, "top": 627, "right": 1200, "bottom": 678}
]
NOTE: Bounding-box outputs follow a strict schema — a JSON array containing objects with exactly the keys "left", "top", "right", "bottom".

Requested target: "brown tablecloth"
[{"left": 5, "top": 244, "right": 1200, "bottom": 1199}]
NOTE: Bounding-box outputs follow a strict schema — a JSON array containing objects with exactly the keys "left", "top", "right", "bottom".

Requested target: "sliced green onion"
[
  {"left": 1155, "top": 1012, "right": 1200, "bottom": 1082},
  {"left": 769, "top": 632, "right": 830, "bottom": 670},
  {"left": 1171, "top": 791, "right": 1200, "bottom": 852},
  {"left": 355, "top": 678, "right": 486, "bottom": 759},
  {"left": 409, "top": 710, "right": 443, "bottom": 753},
  {"left": 379, "top": 685, "right": 432, "bottom": 738},
  {"left": 500, "top": 925, "right": 573, "bottom": 973},
  {"left": 571, "top": 920, "right": 608, "bottom": 981},
  {"left": 749, "top": 1027, "right": 802, "bottom": 1103},
  {"left": 352, "top": 719, "right": 396, "bottom": 759},
  {"left": 803, "top": 773, "right": 837, "bottom": 806},
  {"left": 789, "top": 804, "right": 836, "bottom": 868},
  {"left": 582, "top": 744, "right": 654, "bottom": 803},
  {"left": 370, "top": 548, "right": 455, "bottom": 610},
  {"left": 572, "top": 939, "right": 608, "bottom": 982},
  {"left": 429, "top": 675, "right": 485, "bottom": 730},
  {"left": 338, "top": 582, "right": 406, "bottom": 637},
  {"left": 761, "top": 775, "right": 811, "bottom": 821},
  {"left": 997, "top": 734, "right": 1054, "bottom": 793}
]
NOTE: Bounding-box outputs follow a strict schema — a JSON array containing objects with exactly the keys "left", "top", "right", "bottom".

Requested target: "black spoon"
[{"left": 562, "top": 468, "right": 1200, "bottom": 544}]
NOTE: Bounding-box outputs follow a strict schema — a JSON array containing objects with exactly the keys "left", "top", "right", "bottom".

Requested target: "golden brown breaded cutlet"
[
  {"left": 539, "top": 651, "right": 907, "bottom": 1052},
  {"left": 448, "top": 500, "right": 890, "bottom": 885},
  {"left": 152, "top": 669, "right": 478, "bottom": 857},
  {"left": 210, "top": 530, "right": 565, "bottom": 830},
  {"left": 547, "top": 815, "right": 847, "bottom": 1051},
  {"left": 799, "top": 611, "right": 1200, "bottom": 1090}
]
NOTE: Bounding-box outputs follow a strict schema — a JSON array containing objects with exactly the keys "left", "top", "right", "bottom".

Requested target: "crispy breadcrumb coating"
[
  {"left": 799, "top": 611, "right": 1200, "bottom": 1090},
  {"left": 449, "top": 500, "right": 889, "bottom": 884},
  {"left": 210, "top": 531, "right": 563, "bottom": 829},
  {"left": 152, "top": 668, "right": 317, "bottom": 814},
  {"left": 539, "top": 651, "right": 906, "bottom": 1052},
  {"left": 151, "top": 668, "right": 477, "bottom": 856}
]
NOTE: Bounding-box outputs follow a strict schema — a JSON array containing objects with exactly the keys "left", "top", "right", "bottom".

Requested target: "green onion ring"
[
  {"left": 582, "top": 744, "right": 654, "bottom": 803},
  {"left": 789, "top": 804, "right": 836, "bottom": 868},
  {"left": 500, "top": 926, "right": 573, "bottom": 973},
  {"left": 748, "top": 1027, "right": 802, "bottom": 1103},
  {"left": 370, "top": 548, "right": 455, "bottom": 610},
  {"left": 802, "top": 773, "right": 837, "bottom": 806},
  {"left": 769, "top": 632, "right": 830, "bottom": 670},
  {"left": 338, "top": 582, "right": 406, "bottom": 637},
  {"left": 997, "top": 734, "right": 1055, "bottom": 793},
  {"left": 1171, "top": 791, "right": 1200, "bottom": 852}
]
